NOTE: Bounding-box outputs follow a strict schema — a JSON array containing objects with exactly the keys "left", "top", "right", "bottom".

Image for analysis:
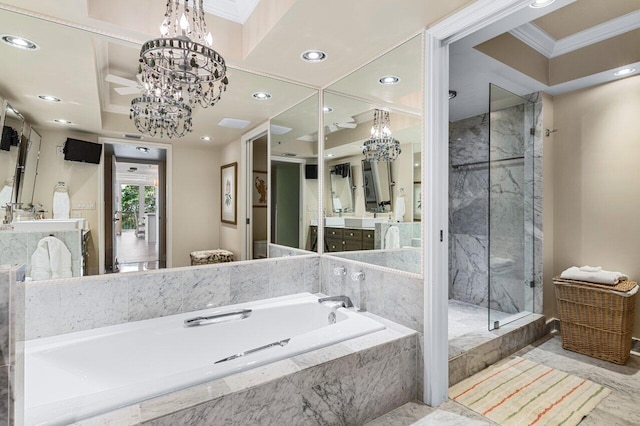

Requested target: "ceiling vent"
[
  {"left": 218, "top": 118, "right": 251, "bottom": 129},
  {"left": 124, "top": 134, "right": 143, "bottom": 140}
]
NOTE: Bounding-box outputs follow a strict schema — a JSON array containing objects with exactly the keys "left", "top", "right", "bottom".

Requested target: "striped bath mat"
[{"left": 449, "top": 356, "right": 610, "bottom": 426}]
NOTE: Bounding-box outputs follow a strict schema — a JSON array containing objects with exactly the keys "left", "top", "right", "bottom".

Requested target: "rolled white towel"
[
  {"left": 560, "top": 266, "right": 628, "bottom": 285},
  {"left": 580, "top": 265, "right": 602, "bottom": 272}
]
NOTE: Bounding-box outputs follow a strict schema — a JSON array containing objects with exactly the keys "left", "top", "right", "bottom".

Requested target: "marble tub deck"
[
  {"left": 70, "top": 312, "right": 418, "bottom": 425},
  {"left": 370, "top": 334, "right": 640, "bottom": 425}
]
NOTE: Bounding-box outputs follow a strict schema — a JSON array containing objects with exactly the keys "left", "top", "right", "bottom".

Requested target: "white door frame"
[
  {"left": 422, "top": 0, "right": 535, "bottom": 406},
  {"left": 97, "top": 137, "right": 173, "bottom": 274},
  {"left": 241, "top": 122, "right": 270, "bottom": 261}
]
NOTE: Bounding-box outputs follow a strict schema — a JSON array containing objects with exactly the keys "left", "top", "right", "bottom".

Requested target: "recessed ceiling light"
[
  {"left": 136, "top": 146, "right": 149, "bottom": 153},
  {"left": 378, "top": 75, "right": 400, "bottom": 85},
  {"left": 38, "top": 94, "right": 61, "bottom": 102},
  {"left": 414, "top": 163, "right": 420, "bottom": 167},
  {"left": 325, "top": 153, "right": 335, "bottom": 158},
  {"left": 200, "top": 136, "right": 213, "bottom": 141},
  {"left": 529, "top": 0, "right": 556, "bottom": 8},
  {"left": 54, "top": 119, "right": 72, "bottom": 125},
  {"left": 323, "top": 106, "right": 333, "bottom": 113},
  {"left": 252, "top": 92, "right": 272, "bottom": 100},
  {"left": 1, "top": 35, "right": 38, "bottom": 50},
  {"left": 449, "top": 90, "right": 457, "bottom": 99},
  {"left": 614, "top": 68, "right": 636, "bottom": 76},
  {"left": 301, "top": 50, "right": 327, "bottom": 62}
]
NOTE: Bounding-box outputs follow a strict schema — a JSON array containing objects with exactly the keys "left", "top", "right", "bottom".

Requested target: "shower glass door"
[{"left": 488, "top": 84, "right": 535, "bottom": 330}]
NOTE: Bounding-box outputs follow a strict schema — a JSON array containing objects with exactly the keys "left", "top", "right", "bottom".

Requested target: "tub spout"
[{"left": 318, "top": 295, "right": 354, "bottom": 308}]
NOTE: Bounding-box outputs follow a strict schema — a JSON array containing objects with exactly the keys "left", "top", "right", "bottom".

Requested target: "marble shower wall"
[
  {"left": 268, "top": 244, "right": 314, "bottom": 258},
  {"left": 23, "top": 255, "right": 320, "bottom": 340},
  {"left": 449, "top": 95, "right": 543, "bottom": 315}
]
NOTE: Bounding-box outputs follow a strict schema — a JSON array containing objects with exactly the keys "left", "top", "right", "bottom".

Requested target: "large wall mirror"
[
  {"left": 320, "top": 33, "right": 424, "bottom": 275},
  {"left": 269, "top": 94, "right": 319, "bottom": 253},
  {"left": 0, "top": 7, "right": 319, "bottom": 279}
]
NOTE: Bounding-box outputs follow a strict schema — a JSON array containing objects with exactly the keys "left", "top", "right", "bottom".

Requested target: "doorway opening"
[
  {"left": 244, "top": 132, "right": 268, "bottom": 260},
  {"left": 103, "top": 143, "right": 168, "bottom": 273},
  {"left": 271, "top": 160, "right": 303, "bottom": 248}
]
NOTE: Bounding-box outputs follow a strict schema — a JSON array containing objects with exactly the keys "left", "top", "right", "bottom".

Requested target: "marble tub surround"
[
  {"left": 68, "top": 313, "right": 417, "bottom": 425},
  {"left": 328, "top": 247, "right": 421, "bottom": 275},
  {"left": 268, "top": 243, "right": 314, "bottom": 258},
  {"left": 0, "top": 229, "right": 83, "bottom": 278},
  {"left": 320, "top": 256, "right": 423, "bottom": 332},
  {"left": 23, "top": 254, "right": 320, "bottom": 340}
]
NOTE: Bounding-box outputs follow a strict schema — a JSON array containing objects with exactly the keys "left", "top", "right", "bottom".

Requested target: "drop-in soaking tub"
[{"left": 25, "top": 293, "right": 385, "bottom": 425}]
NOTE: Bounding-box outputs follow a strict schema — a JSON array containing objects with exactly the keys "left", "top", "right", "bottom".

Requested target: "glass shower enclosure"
[{"left": 487, "top": 84, "right": 535, "bottom": 330}]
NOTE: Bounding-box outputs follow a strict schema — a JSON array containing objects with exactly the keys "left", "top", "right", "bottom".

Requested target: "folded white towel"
[
  {"left": 384, "top": 226, "right": 400, "bottom": 249},
  {"left": 560, "top": 266, "right": 627, "bottom": 285},
  {"left": 30, "top": 236, "right": 72, "bottom": 281},
  {"left": 580, "top": 265, "right": 602, "bottom": 272}
]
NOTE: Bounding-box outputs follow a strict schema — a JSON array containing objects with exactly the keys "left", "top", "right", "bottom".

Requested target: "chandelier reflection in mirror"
[
  {"left": 130, "top": 95, "right": 192, "bottom": 139},
  {"left": 362, "top": 109, "right": 401, "bottom": 162},
  {"left": 131, "top": 0, "right": 229, "bottom": 138}
]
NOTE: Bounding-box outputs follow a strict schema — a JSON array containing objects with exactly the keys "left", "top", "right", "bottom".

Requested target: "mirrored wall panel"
[
  {"left": 270, "top": 94, "right": 319, "bottom": 254},
  {"left": 0, "top": 8, "right": 318, "bottom": 279},
  {"left": 321, "top": 34, "right": 423, "bottom": 275}
]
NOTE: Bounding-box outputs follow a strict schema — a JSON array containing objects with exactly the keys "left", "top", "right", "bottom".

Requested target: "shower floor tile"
[{"left": 448, "top": 300, "right": 512, "bottom": 339}]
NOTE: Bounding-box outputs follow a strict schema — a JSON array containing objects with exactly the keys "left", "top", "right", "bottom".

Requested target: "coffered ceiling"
[{"left": 450, "top": 0, "right": 640, "bottom": 121}]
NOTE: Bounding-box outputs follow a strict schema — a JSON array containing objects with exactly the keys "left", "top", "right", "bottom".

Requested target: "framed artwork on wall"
[
  {"left": 252, "top": 170, "right": 267, "bottom": 207},
  {"left": 221, "top": 162, "right": 237, "bottom": 224},
  {"left": 413, "top": 181, "right": 421, "bottom": 221}
]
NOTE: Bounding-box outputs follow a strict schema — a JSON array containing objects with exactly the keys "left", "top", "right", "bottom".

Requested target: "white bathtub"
[{"left": 24, "top": 293, "right": 385, "bottom": 425}]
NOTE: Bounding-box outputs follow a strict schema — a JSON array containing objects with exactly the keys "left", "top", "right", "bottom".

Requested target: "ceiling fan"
[
  {"left": 105, "top": 74, "right": 144, "bottom": 96},
  {"left": 326, "top": 116, "right": 357, "bottom": 134}
]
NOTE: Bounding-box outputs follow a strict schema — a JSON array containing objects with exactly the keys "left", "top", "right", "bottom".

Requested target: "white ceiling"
[{"left": 449, "top": 0, "right": 640, "bottom": 121}]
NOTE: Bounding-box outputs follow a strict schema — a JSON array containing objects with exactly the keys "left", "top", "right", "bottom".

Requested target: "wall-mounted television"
[
  {"left": 63, "top": 138, "right": 102, "bottom": 164},
  {"left": 305, "top": 164, "right": 318, "bottom": 179}
]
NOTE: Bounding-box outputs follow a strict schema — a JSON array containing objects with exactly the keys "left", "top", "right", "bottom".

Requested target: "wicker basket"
[{"left": 554, "top": 277, "right": 637, "bottom": 365}]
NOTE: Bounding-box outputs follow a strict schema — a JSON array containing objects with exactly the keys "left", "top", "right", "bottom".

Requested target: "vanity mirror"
[
  {"left": 0, "top": 100, "right": 25, "bottom": 209},
  {"left": 321, "top": 33, "right": 424, "bottom": 275},
  {"left": 329, "top": 163, "right": 354, "bottom": 214},
  {"left": 17, "top": 127, "right": 41, "bottom": 206}
]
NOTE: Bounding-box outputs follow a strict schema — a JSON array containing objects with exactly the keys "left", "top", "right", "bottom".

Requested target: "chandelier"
[
  {"left": 130, "top": 95, "right": 192, "bottom": 139},
  {"left": 130, "top": 0, "right": 228, "bottom": 138},
  {"left": 362, "top": 109, "right": 401, "bottom": 162}
]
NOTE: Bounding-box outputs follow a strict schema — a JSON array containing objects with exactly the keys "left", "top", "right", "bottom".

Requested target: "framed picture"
[
  {"left": 221, "top": 162, "right": 237, "bottom": 224},
  {"left": 252, "top": 170, "right": 267, "bottom": 207},
  {"left": 413, "top": 182, "right": 421, "bottom": 221}
]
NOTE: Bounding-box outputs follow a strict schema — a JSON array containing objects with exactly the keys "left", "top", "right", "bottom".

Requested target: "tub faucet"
[{"left": 318, "top": 295, "right": 354, "bottom": 308}]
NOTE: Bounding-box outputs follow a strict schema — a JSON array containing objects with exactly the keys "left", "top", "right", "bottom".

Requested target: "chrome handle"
[
  {"left": 214, "top": 338, "right": 290, "bottom": 364},
  {"left": 184, "top": 309, "right": 252, "bottom": 327}
]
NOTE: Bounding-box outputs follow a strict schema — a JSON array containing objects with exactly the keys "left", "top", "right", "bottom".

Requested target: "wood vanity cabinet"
[{"left": 309, "top": 226, "right": 376, "bottom": 252}]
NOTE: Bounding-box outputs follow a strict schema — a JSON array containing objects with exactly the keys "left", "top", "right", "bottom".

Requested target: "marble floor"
[{"left": 368, "top": 335, "right": 640, "bottom": 425}]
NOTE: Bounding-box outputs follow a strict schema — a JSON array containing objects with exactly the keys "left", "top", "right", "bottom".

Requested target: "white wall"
[
  {"left": 551, "top": 75, "right": 640, "bottom": 336},
  {"left": 171, "top": 144, "right": 221, "bottom": 267}
]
